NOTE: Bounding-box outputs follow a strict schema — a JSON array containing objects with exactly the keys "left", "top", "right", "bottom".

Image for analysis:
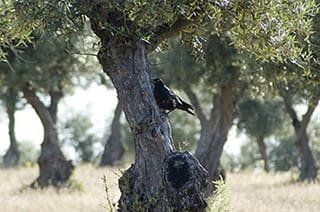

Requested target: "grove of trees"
[{"left": 0, "top": 0, "right": 319, "bottom": 211}]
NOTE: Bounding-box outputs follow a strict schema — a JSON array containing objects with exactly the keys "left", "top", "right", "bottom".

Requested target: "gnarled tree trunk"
[
  {"left": 194, "top": 87, "right": 236, "bottom": 195},
  {"left": 100, "top": 101, "right": 125, "bottom": 166},
  {"left": 75, "top": 1, "right": 209, "bottom": 209},
  {"left": 256, "top": 135, "right": 270, "bottom": 172},
  {"left": 95, "top": 38, "right": 208, "bottom": 210},
  {"left": 3, "top": 89, "right": 19, "bottom": 167},
  {"left": 186, "top": 67, "right": 242, "bottom": 196},
  {"left": 22, "top": 84, "right": 73, "bottom": 187},
  {"left": 281, "top": 94, "right": 318, "bottom": 181}
]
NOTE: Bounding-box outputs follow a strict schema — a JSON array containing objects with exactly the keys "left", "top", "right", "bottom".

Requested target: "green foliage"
[
  {"left": 6, "top": 0, "right": 318, "bottom": 64},
  {"left": 234, "top": 136, "right": 299, "bottom": 172},
  {"left": 237, "top": 138, "right": 260, "bottom": 170},
  {"left": 226, "top": 0, "right": 318, "bottom": 63},
  {"left": 59, "top": 112, "right": 100, "bottom": 163},
  {"left": 208, "top": 177, "right": 231, "bottom": 212},
  {"left": 151, "top": 34, "right": 245, "bottom": 89},
  {"left": 65, "top": 177, "right": 84, "bottom": 192},
  {"left": 269, "top": 137, "right": 299, "bottom": 171},
  {"left": 151, "top": 38, "right": 204, "bottom": 87},
  {"left": 18, "top": 140, "right": 39, "bottom": 166},
  {"left": 0, "top": 32, "right": 98, "bottom": 97},
  {"left": 0, "top": 1, "right": 34, "bottom": 60},
  {"left": 237, "top": 98, "right": 286, "bottom": 138}
]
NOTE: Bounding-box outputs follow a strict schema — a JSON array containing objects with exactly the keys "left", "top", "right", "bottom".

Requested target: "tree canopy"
[{"left": 0, "top": 0, "right": 318, "bottom": 65}]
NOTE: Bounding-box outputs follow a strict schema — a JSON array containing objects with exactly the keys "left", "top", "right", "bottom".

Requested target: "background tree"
[
  {"left": 100, "top": 101, "right": 124, "bottom": 166},
  {"left": 60, "top": 112, "right": 100, "bottom": 163},
  {"left": 269, "top": 136, "right": 300, "bottom": 171},
  {"left": 237, "top": 98, "right": 286, "bottom": 172},
  {"left": 247, "top": 58, "right": 319, "bottom": 180},
  {"left": 237, "top": 139, "right": 260, "bottom": 171},
  {"left": 17, "top": 140, "right": 40, "bottom": 166},
  {"left": 0, "top": 87, "right": 20, "bottom": 167},
  {"left": 279, "top": 90, "right": 319, "bottom": 181},
  {"left": 1, "top": 33, "right": 98, "bottom": 187},
  {"left": 310, "top": 121, "right": 320, "bottom": 162}
]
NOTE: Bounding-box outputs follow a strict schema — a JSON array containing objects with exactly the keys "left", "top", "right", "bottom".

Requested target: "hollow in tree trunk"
[
  {"left": 22, "top": 84, "right": 73, "bottom": 187},
  {"left": 3, "top": 90, "right": 19, "bottom": 167},
  {"left": 100, "top": 101, "right": 125, "bottom": 166},
  {"left": 256, "top": 136, "right": 270, "bottom": 172}
]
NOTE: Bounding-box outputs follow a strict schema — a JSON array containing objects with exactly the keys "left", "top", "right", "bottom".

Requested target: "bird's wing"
[
  {"left": 162, "top": 86, "right": 178, "bottom": 106},
  {"left": 163, "top": 86, "right": 178, "bottom": 101},
  {"left": 165, "top": 86, "right": 175, "bottom": 96},
  {"left": 177, "top": 96, "right": 194, "bottom": 109}
]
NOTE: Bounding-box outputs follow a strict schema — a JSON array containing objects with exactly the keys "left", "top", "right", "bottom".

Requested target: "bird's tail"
[{"left": 177, "top": 100, "right": 195, "bottom": 116}]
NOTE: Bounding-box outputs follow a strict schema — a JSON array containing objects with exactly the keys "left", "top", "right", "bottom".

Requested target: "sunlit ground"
[{"left": 1, "top": 165, "right": 320, "bottom": 212}]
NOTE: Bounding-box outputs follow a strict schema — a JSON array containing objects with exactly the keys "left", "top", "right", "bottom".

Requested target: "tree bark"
[
  {"left": 3, "top": 89, "right": 20, "bottom": 167},
  {"left": 281, "top": 94, "right": 318, "bottom": 181},
  {"left": 100, "top": 101, "right": 125, "bottom": 166},
  {"left": 94, "top": 38, "right": 208, "bottom": 211},
  {"left": 22, "top": 84, "right": 73, "bottom": 187},
  {"left": 256, "top": 136, "right": 270, "bottom": 172}
]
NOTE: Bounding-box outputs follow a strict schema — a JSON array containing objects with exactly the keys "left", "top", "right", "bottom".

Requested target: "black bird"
[{"left": 152, "top": 78, "right": 195, "bottom": 115}]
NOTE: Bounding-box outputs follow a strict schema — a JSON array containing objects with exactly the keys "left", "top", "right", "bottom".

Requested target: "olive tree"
[
  {"left": 100, "top": 101, "right": 125, "bottom": 166},
  {"left": 0, "top": 86, "right": 20, "bottom": 167},
  {"left": 237, "top": 98, "right": 286, "bottom": 172},
  {"left": 1, "top": 34, "right": 97, "bottom": 186}
]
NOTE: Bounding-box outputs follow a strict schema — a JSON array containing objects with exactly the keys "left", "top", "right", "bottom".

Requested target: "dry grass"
[
  {"left": 0, "top": 164, "right": 121, "bottom": 212},
  {"left": 228, "top": 172, "right": 320, "bottom": 212},
  {"left": 1, "top": 165, "right": 320, "bottom": 211}
]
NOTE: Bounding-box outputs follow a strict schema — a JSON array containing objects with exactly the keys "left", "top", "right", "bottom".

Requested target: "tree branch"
[
  {"left": 280, "top": 92, "right": 300, "bottom": 129},
  {"left": 147, "top": 16, "right": 194, "bottom": 53},
  {"left": 21, "top": 83, "right": 55, "bottom": 129},
  {"left": 48, "top": 90, "right": 63, "bottom": 124},
  {"left": 208, "top": 94, "right": 221, "bottom": 127},
  {"left": 184, "top": 87, "right": 207, "bottom": 126},
  {"left": 111, "top": 100, "right": 122, "bottom": 130},
  {"left": 300, "top": 104, "right": 317, "bottom": 130}
]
